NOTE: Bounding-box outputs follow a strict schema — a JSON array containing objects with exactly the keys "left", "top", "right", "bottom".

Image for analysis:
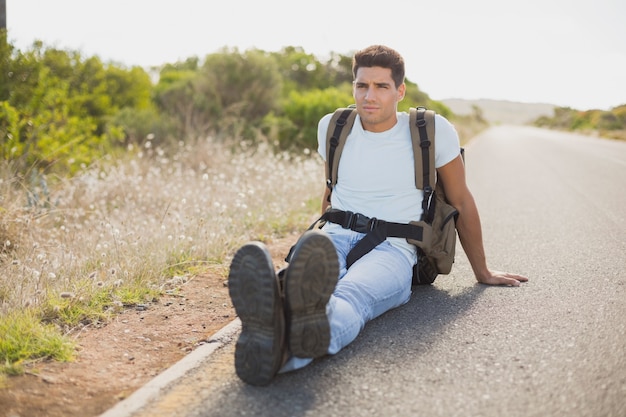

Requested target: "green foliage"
[
  {"left": 2, "top": 37, "right": 469, "bottom": 178},
  {"left": 269, "top": 46, "right": 353, "bottom": 93},
  {"left": 1, "top": 39, "right": 155, "bottom": 176},
  {"left": 400, "top": 80, "right": 431, "bottom": 109},
  {"left": 153, "top": 67, "right": 220, "bottom": 141},
  {"left": 110, "top": 106, "right": 176, "bottom": 148},
  {"left": 39, "top": 281, "right": 160, "bottom": 328},
  {"left": 0, "top": 309, "right": 75, "bottom": 374},
  {"left": 0, "top": 101, "right": 21, "bottom": 160},
  {"left": 0, "top": 30, "right": 13, "bottom": 101},
  {"left": 276, "top": 87, "right": 353, "bottom": 149},
  {"left": 535, "top": 104, "right": 626, "bottom": 140},
  {"left": 21, "top": 69, "right": 105, "bottom": 174},
  {"left": 153, "top": 48, "right": 284, "bottom": 141},
  {"left": 201, "top": 48, "right": 283, "bottom": 137}
]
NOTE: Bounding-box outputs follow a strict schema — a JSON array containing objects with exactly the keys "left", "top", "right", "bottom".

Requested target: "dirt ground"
[{"left": 0, "top": 235, "right": 296, "bottom": 417}]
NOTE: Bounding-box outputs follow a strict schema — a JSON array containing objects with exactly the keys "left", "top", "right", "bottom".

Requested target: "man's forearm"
[
  {"left": 455, "top": 198, "right": 490, "bottom": 281},
  {"left": 321, "top": 186, "right": 331, "bottom": 214}
]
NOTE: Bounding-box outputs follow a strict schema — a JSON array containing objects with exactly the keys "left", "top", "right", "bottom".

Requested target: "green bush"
[
  {"left": 534, "top": 105, "right": 626, "bottom": 140},
  {"left": 277, "top": 87, "right": 353, "bottom": 150}
]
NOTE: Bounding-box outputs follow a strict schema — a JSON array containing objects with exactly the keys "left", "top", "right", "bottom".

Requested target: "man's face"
[{"left": 353, "top": 66, "right": 406, "bottom": 133}]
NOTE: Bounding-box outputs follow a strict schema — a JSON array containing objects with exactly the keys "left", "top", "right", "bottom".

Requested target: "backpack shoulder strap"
[
  {"left": 409, "top": 107, "right": 437, "bottom": 222},
  {"left": 409, "top": 107, "right": 436, "bottom": 191},
  {"left": 326, "top": 106, "right": 437, "bottom": 193},
  {"left": 326, "top": 106, "right": 357, "bottom": 190}
]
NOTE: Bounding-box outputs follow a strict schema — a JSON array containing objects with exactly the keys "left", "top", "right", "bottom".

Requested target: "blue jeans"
[{"left": 280, "top": 229, "right": 413, "bottom": 372}]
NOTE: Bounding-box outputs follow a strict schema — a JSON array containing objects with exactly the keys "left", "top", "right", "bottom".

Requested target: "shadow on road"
[{"left": 202, "top": 283, "right": 486, "bottom": 417}]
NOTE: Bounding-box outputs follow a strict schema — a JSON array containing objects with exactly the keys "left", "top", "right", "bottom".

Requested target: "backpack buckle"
[
  {"left": 345, "top": 212, "right": 379, "bottom": 233},
  {"left": 341, "top": 211, "right": 376, "bottom": 233},
  {"left": 352, "top": 213, "right": 370, "bottom": 233},
  {"left": 342, "top": 211, "right": 356, "bottom": 229}
]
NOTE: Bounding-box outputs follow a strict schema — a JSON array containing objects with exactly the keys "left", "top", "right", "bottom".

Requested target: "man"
[{"left": 228, "top": 45, "right": 529, "bottom": 386}]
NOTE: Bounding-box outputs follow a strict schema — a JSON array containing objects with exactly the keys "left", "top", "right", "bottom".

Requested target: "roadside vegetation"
[
  {"left": 0, "top": 29, "right": 488, "bottom": 377},
  {"left": 534, "top": 105, "right": 626, "bottom": 141},
  {"left": 0, "top": 136, "right": 321, "bottom": 377}
]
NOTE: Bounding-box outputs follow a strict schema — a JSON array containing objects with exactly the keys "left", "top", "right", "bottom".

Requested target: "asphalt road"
[{"left": 101, "top": 125, "right": 626, "bottom": 417}]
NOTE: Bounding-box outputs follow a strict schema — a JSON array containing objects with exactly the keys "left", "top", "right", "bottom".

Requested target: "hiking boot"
[
  {"left": 284, "top": 230, "right": 339, "bottom": 358},
  {"left": 228, "top": 242, "right": 284, "bottom": 386}
]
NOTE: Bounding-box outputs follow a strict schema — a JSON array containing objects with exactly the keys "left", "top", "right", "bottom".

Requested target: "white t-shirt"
[{"left": 317, "top": 111, "right": 460, "bottom": 265}]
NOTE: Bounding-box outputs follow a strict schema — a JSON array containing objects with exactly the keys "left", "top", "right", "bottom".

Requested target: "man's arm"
[
  {"left": 437, "top": 155, "right": 528, "bottom": 286},
  {"left": 321, "top": 162, "right": 331, "bottom": 214},
  {"left": 322, "top": 186, "right": 331, "bottom": 214}
]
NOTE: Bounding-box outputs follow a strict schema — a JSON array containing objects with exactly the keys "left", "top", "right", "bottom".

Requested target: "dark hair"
[{"left": 352, "top": 45, "right": 405, "bottom": 88}]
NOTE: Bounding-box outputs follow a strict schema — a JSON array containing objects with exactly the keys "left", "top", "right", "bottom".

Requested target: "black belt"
[{"left": 321, "top": 209, "right": 425, "bottom": 267}]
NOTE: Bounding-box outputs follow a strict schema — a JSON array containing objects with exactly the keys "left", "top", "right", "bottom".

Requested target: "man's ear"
[{"left": 397, "top": 83, "right": 406, "bottom": 102}]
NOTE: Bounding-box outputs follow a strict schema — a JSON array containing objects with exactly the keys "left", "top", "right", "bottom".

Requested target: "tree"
[
  {"left": 277, "top": 87, "right": 353, "bottom": 150},
  {"left": 154, "top": 48, "right": 283, "bottom": 141},
  {"left": 153, "top": 68, "right": 219, "bottom": 141},
  {"left": 201, "top": 48, "right": 282, "bottom": 123},
  {"left": 1, "top": 0, "right": 6, "bottom": 30},
  {"left": 1, "top": 39, "right": 155, "bottom": 175},
  {"left": 0, "top": 29, "right": 11, "bottom": 100}
]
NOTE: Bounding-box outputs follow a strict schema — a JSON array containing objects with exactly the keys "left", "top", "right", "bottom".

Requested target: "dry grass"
[
  {"left": 0, "top": 116, "right": 484, "bottom": 372},
  {"left": 0, "top": 138, "right": 322, "bottom": 336}
]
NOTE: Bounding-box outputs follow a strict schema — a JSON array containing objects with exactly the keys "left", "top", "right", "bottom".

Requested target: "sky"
[{"left": 5, "top": 0, "right": 626, "bottom": 111}]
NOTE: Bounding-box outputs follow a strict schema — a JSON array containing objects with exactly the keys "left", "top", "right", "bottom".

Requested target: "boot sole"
[
  {"left": 285, "top": 230, "right": 338, "bottom": 358},
  {"left": 228, "top": 242, "right": 284, "bottom": 386}
]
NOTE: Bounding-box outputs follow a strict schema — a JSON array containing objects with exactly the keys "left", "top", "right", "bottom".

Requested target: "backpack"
[{"left": 288, "top": 106, "right": 462, "bottom": 285}]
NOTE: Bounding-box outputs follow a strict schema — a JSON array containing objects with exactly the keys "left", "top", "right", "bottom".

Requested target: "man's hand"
[{"left": 476, "top": 270, "right": 529, "bottom": 287}]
